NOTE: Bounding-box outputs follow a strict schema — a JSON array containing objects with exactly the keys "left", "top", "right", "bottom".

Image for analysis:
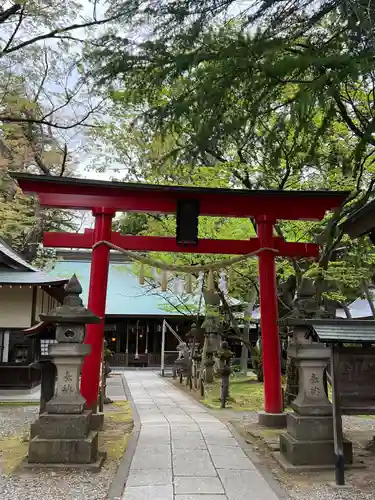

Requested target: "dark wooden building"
[
  {"left": 50, "top": 250, "right": 258, "bottom": 367},
  {"left": 51, "top": 250, "right": 194, "bottom": 367},
  {"left": 0, "top": 239, "right": 66, "bottom": 389}
]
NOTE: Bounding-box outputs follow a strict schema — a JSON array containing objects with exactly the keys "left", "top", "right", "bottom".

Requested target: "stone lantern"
[
  {"left": 277, "top": 278, "right": 352, "bottom": 469},
  {"left": 186, "top": 323, "right": 203, "bottom": 386},
  {"left": 202, "top": 290, "right": 221, "bottom": 383},
  {"left": 287, "top": 322, "right": 332, "bottom": 416},
  {"left": 28, "top": 275, "right": 103, "bottom": 468},
  {"left": 185, "top": 325, "right": 195, "bottom": 351},
  {"left": 202, "top": 317, "right": 217, "bottom": 383},
  {"left": 185, "top": 323, "right": 202, "bottom": 352},
  {"left": 216, "top": 340, "right": 233, "bottom": 408},
  {"left": 278, "top": 317, "right": 353, "bottom": 470}
]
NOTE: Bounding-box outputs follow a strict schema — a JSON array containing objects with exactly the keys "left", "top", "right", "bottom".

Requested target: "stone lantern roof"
[{"left": 40, "top": 274, "right": 100, "bottom": 325}]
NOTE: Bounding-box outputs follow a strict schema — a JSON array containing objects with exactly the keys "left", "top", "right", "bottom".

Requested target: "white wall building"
[{"left": 0, "top": 239, "right": 66, "bottom": 388}]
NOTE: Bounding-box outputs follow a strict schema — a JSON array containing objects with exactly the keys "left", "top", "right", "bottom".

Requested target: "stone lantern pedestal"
[
  {"left": 216, "top": 341, "right": 233, "bottom": 408},
  {"left": 203, "top": 337, "right": 216, "bottom": 383},
  {"left": 47, "top": 342, "right": 90, "bottom": 414},
  {"left": 278, "top": 321, "right": 353, "bottom": 470},
  {"left": 27, "top": 275, "right": 104, "bottom": 469},
  {"left": 201, "top": 290, "right": 221, "bottom": 384}
]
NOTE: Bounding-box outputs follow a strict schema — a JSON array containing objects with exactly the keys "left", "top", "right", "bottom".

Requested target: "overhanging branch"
[{"left": 1, "top": 13, "right": 129, "bottom": 56}]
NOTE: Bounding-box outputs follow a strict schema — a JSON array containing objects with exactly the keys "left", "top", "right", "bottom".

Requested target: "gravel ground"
[
  {"left": 230, "top": 411, "right": 375, "bottom": 500},
  {"left": 289, "top": 484, "right": 375, "bottom": 500},
  {"left": 0, "top": 405, "right": 120, "bottom": 500},
  {"left": 0, "top": 469, "right": 117, "bottom": 500},
  {"left": 344, "top": 415, "right": 375, "bottom": 432},
  {"left": 233, "top": 412, "right": 375, "bottom": 430},
  {"left": 233, "top": 411, "right": 260, "bottom": 425},
  {"left": 0, "top": 405, "right": 38, "bottom": 438}
]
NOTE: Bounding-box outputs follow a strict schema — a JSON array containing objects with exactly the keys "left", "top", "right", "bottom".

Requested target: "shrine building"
[
  {"left": 50, "top": 249, "right": 256, "bottom": 368},
  {"left": 0, "top": 238, "right": 66, "bottom": 389}
]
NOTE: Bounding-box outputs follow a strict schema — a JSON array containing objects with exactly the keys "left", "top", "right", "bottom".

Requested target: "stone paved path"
[{"left": 122, "top": 371, "right": 281, "bottom": 500}]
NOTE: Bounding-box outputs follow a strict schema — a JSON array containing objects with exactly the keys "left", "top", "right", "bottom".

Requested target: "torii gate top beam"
[{"left": 12, "top": 173, "right": 349, "bottom": 221}]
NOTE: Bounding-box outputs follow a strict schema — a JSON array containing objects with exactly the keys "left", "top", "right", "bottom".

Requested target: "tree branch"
[
  {"left": 33, "top": 46, "right": 49, "bottom": 103},
  {"left": 204, "top": 147, "right": 227, "bottom": 163},
  {"left": 278, "top": 147, "right": 292, "bottom": 189},
  {"left": 232, "top": 169, "right": 252, "bottom": 189},
  {"left": 59, "top": 143, "right": 68, "bottom": 177},
  {"left": 0, "top": 4, "right": 21, "bottom": 24},
  {"left": 1, "top": 14, "right": 128, "bottom": 55},
  {"left": 333, "top": 91, "right": 375, "bottom": 146},
  {"left": 3, "top": 4, "right": 25, "bottom": 52},
  {"left": 0, "top": 112, "right": 100, "bottom": 130}
]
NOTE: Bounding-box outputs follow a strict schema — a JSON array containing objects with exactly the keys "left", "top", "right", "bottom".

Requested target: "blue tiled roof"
[{"left": 50, "top": 260, "right": 185, "bottom": 317}]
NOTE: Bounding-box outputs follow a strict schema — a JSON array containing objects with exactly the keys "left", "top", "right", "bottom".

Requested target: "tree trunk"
[
  {"left": 241, "top": 297, "right": 256, "bottom": 376},
  {"left": 251, "top": 341, "right": 263, "bottom": 382},
  {"left": 199, "top": 335, "right": 208, "bottom": 383},
  {"left": 240, "top": 327, "right": 249, "bottom": 376},
  {"left": 362, "top": 280, "right": 375, "bottom": 319},
  {"left": 340, "top": 302, "right": 352, "bottom": 319}
]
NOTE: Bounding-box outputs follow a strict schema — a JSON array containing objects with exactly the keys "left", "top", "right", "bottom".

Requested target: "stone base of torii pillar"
[{"left": 26, "top": 275, "right": 105, "bottom": 471}]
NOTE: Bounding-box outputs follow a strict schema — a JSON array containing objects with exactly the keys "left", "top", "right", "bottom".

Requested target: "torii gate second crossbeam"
[{"left": 12, "top": 173, "right": 348, "bottom": 427}]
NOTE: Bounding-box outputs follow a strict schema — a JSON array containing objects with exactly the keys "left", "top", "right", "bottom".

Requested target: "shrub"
[{"left": 231, "top": 363, "right": 241, "bottom": 374}]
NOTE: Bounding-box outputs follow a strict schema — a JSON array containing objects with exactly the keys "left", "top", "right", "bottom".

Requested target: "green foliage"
[
  {"left": 0, "top": 189, "right": 36, "bottom": 248},
  {"left": 90, "top": 1, "right": 375, "bottom": 199},
  {"left": 84, "top": 0, "right": 375, "bottom": 406},
  {"left": 114, "top": 213, "right": 149, "bottom": 235},
  {"left": 85, "top": 0, "right": 375, "bottom": 311},
  {"left": 123, "top": 210, "right": 260, "bottom": 308},
  {"left": 250, "top": 344, "right": 263, "bottom": 382},
  {"left": 202, "top": 377, "right": 265, "bottom": 412},
  {"left": 104, "top": 347, "right": 113, "bottom": 358},
  {"left": 0, "top": 1, "right": 138, "bottom": 259}
]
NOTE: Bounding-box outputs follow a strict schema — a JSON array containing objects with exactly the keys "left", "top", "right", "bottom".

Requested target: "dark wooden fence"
[
  {"left": 0, "top": 363, "right": 41, "bottom": 389},
  {"left": 109, "top": 352, "right": 166, "bottom": 367}
]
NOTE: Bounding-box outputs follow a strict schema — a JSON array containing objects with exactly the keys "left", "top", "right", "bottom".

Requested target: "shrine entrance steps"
[{"left": 120, "top": 371, "right": 284, "bottom": 500}]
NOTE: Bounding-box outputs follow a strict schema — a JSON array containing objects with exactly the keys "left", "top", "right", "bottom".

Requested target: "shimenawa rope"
[{"left": 92, "top": 240, "right": 279, "bottom": 273}]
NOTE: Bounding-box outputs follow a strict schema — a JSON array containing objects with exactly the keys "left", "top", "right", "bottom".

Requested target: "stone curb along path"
[{"left": 113, "top": 371, "right": 290, "bottom": 500}]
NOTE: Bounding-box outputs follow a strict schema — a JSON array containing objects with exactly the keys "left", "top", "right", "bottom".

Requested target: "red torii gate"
[{"left": 13, "top": 173, "right": 348, "bottom": 424}]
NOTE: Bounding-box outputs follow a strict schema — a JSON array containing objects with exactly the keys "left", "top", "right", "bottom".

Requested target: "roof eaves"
[
  {"left": 310, "top": 319, "right": 375, "bottom": 343},
  {"left": 0, "top": 237, "right": 37, "bottom": 271},
  {"left": 0, "top": 270, "right": 68, "bottom": 285}
]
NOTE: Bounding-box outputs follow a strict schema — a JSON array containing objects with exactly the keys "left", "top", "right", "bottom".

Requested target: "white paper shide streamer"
[{"left": 218, "top": 269, "right": 228, "bottom": 296}]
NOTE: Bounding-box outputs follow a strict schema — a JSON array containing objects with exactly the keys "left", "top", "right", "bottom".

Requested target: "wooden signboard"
[
  {"left": 330, "top": 345, "right": 375, "bottom": 486},
  {"left": 335, "top": 346, "right": 375, "bottom": 415},
  {"left": 310, "top": 319, "right": 375, "bottom": 485}
]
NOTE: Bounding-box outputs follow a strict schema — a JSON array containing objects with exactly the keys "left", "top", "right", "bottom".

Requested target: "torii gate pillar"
[
  {"left": 80, "top": 208, "right": 114, "bottom": 416},
  {"left": 257, "top": 217, "right": 284, "bottom": 425}
]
